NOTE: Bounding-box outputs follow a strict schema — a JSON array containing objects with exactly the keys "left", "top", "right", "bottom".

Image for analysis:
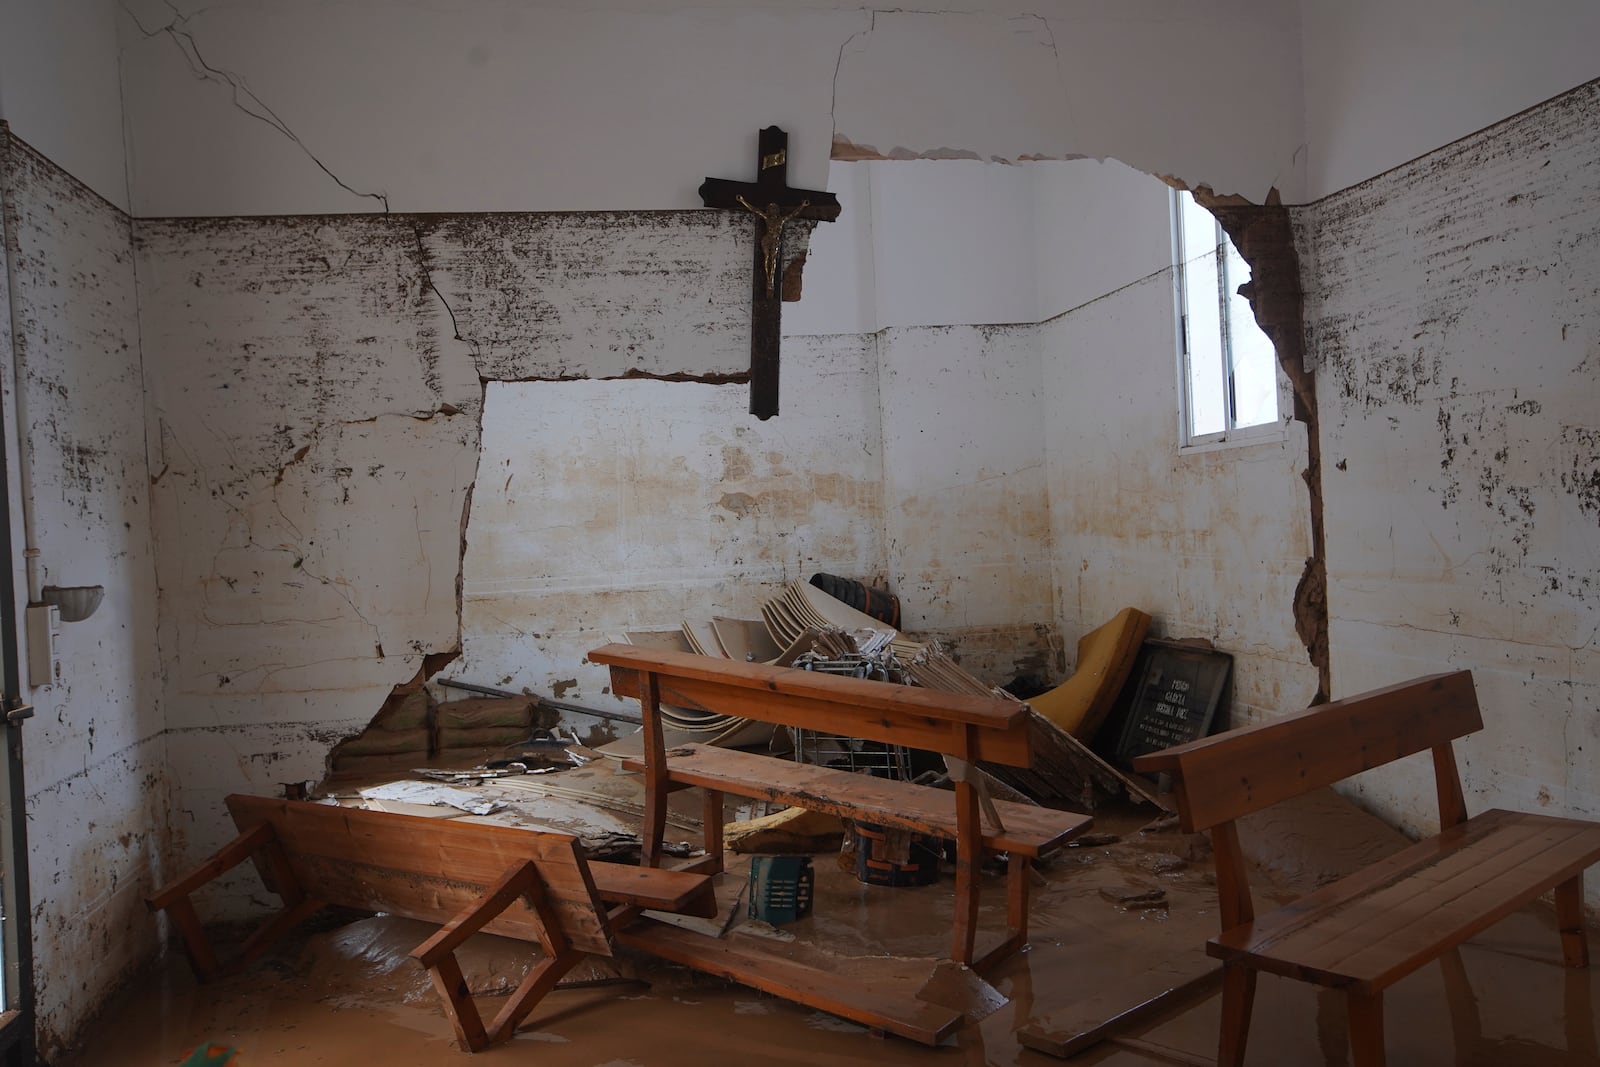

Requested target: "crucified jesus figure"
[{"left": 737, "top": 195, "right": 811, "bottom": 299}]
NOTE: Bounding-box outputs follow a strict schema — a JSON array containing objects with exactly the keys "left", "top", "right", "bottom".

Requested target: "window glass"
[
  {"left": 1173, "top": 191, "right": 1278, "bottom": 444},
  {"left": 1225, "top": 241, "right": 1278, "bottom": 429}
]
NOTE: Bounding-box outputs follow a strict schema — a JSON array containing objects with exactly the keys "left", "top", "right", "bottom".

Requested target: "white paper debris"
[{"left": 358, "top": 781, "right": 505, "bottom": 816}]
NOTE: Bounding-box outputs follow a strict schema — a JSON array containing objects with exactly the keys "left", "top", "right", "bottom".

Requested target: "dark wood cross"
[{"left": 700, "top": 126, "right": 841, "bottom": 420}]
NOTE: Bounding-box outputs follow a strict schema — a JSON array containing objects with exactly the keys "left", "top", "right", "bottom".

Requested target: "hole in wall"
[{"left": 314, "top": 159, "right": 1324, "bottom": 787}]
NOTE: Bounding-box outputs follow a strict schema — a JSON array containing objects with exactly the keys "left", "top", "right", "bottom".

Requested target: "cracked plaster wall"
[
  {"left": 1295, "top": 80, "right": 1600, "bottom": 906},
  {"left": 134, "top": 207, "right": 875, "bottom": 889},
  {"left": 0, "top": 133, "right": 165, "bottom": 1057},
  {"left": 117, "top": 0, "right": 1311, "bottom": 218},
  {"left": 1, "top": 0, "right": 1596, "bottom": 1049},
  {"left": 136, "top": 213, "right": 481, "bottom": 903}
]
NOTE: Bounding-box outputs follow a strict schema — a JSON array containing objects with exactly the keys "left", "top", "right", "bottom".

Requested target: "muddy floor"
[{"left": 60, "top": 766, "right": 1600, "bottom": 1066}]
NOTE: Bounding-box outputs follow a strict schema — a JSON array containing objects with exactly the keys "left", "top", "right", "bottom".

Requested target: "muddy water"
[{"left": 61, "top": 800, "right": 1600, "bottom": 1066}]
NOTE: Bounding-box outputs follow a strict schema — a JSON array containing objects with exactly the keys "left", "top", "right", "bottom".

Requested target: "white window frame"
[{"left": 1170, "top": 189, "right": 1284, "bottom": 452}]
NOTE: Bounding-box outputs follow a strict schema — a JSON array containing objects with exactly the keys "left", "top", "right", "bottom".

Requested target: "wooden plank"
[
  {"left": 1318, "top": 819, "right": 1600, "bottom": 988},
  {"left": 613, "top": 919, "right": 965, "bottom": 1046},
  {"left": 224, "top": 795, "right": 614, "bottom": 955},
  {"left": 985, "top": 712, "right": 1169, "bottom": 812},
  {"left": 1227, "top": 812, "right": 1589, "bottom": 972},
  {"left": 1133, "top": 672, "right": 1480, "bottom": 831},
  {"left": 592, "top": 644, "right": 1022, "bottom": 729},
  {"left": 588, "top": 861, "right": 717, "bottom": 917},
  {"left": 620, "top": 745, "right": 1091, "bottom": 855},
  {"left": 1018, "top": 949, "right": 1220, "bottom": 1058},
  {"left": 1215, "top": 809, "right": 1537, "bottom": 971},
  {"left": 591, "top": 643, "right": 1031, "bottom": 765},
  {"left": 1215, "top": 810, "right": 1600, "bottom": 990}
]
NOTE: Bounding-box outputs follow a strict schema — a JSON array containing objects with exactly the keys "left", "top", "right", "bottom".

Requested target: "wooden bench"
[
  {"left": 146, "top": 794, "right": 716, "bottom": 1052},
  {"left": 1133, "top": 670, "right": 1600, "bottom": 1066},
  {"left": 588, "top": 643, "right": 1093, "bottom": 977}
]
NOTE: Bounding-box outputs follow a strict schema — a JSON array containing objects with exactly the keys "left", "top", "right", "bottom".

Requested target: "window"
[{"left": 1171, "top": 190, "right": 1279, "bottom": 446}]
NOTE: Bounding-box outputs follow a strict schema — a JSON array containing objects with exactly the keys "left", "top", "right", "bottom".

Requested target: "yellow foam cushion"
[{"left": 1029, "top": 608, "right": 1152, "bottom": 739}]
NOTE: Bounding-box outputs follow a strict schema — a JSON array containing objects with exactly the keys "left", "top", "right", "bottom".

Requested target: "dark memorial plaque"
[{"left": 1113, "top": 642, "right": 1232, "bottom": 767}]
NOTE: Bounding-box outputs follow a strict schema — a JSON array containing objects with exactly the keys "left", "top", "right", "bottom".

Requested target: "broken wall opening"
[{"left": 314, "top": 156, "right": 1324, "bottom": 785}]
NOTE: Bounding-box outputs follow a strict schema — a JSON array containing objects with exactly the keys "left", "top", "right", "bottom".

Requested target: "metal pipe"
[
  {"left": 0, "top": 160, "right": 39, "bottom": 606},
  {"left": 0, "top": 131, "right": 38, "bottom": 1064},
  {"left": 436, "top": 677, "right": 641, "bottom": 726}
]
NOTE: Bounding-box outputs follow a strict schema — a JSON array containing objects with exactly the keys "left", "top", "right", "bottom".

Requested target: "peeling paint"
[
  {"left": 1, "top": 130, "right": 167, "bottom": 1052},
  {"left": 1297, "top": 80, "right": 1600, "bottom": 877}
]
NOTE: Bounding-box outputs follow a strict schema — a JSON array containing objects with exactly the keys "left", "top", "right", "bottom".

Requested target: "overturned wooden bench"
[
  {"left": 589, "top": 643, "right": 1092, "bottom": 982},
  {"left": 1134, "top": 670, "right": 1600, "bottom": 1066},
  {"left": 146, "top": 795, "right": 716, "bottom": 1052}
]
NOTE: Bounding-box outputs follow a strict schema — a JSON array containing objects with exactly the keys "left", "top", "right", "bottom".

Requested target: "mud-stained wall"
[
  {"left": 461, "top": 355, "right": 885, "bottom": 705},
  {"left": 1038, "top": 169, "right": 1319, "bottom": 725},
  {"left": 136, "top": 213, "right": 481, "bottom": 902},
  {"left": 134, "top": 208, "right": 829, "bottom": 895},
  {"left": 1297, "top": 80, "right": 1600, "bottom": 878},
  {"left": 0, "top": 134, "right": 166, "bottom": 1055},
  {"left": 876, "top": 324, "right": 1058, "bottom": 682}
]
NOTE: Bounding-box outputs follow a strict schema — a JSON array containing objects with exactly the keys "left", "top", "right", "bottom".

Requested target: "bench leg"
[
  {"left": 151, "top": 828, "right": 325, "bottom": 983},
  {"left": 220, "top": 895, "right": 328, "bottom": 979},
  {"left": 702, "top": 788, "right": 725, "bottom": 874},
  {"left": 1216, "top": 963, "right": 1256, "bottom": 1067},
  {"left": 426, "top": 953, "right": 489, "bottom": 1052},
  {"left": 950, "top": 780, "right": 981, "bottom": 965},
  {"left": 486, "top": 945, "right": 588, "bottom": 1045},
  {"left": 164, "top": 897, "right": 222, "bottom": 981},
  {"left": 1564, "top": 962, "right": 1597, "bottom": 1057},
  {"left": 1347, "top": 989, "right": 1385, "bottom": 1067},
  {"left": 1437, "top": 947, "right": 1482, "bottom": 1058},
  {"left": 1555, "top": 873, "right": 1590, "bottom": 968},
  {"left": 973, "top": 853, "right": 1032, "bottom": 973},
  {"left": 413, "top": 860, "right": 589, "bottom": 1052},
  {"left": 639, "top": 672, "right": 668, "bottom": 869},
  {"left": 1007, "top": 853, "right": 1030, "bottom": 945}
]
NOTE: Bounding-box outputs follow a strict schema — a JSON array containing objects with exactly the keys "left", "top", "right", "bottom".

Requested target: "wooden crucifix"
[{"left": 700, "top": 126, "right": 841, "bottom": 420}]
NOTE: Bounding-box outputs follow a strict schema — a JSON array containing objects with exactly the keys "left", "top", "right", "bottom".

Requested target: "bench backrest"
[
  {"left": 588, "top": 643, "right": 1032, "bottom": 766},
  {"left": 1132, "top": 671, "right": 1481, "bottom": 833},
  {"left": 225, "top": 795, "right": 614, "bottom": 955}
]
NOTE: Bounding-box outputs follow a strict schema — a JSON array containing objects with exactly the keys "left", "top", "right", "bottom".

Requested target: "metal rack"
[{"left": 789, "top": 652, "right": 914, "bottom": 781}]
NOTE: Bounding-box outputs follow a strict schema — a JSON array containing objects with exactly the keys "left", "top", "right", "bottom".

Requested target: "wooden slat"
[
  {"left": 1262, "top": 819, "right": 1581, "bottom": 978},
  {"left": 587, "top": 861, "right": 716, "bottom": 917},
  {"left": 613, "top": 919, "right": 965, "bottom": 1046},
  {"left": 1218, "top": 810, "right": 1554, "bottom": 966},
  {"left": 224, "top": 795, "right": 614, "bottom": 955},
  {"left": 1132, "top": 672, "right": 1480, "bottom": 831},
  {"left": 620, "top": 744, "right": 1090, "bottom": 855},
  {"left": 1213, "top": 809, "right": 1600, "bottom": 990},
  {"left": 1017, "top": 948, "right": 1220, "bottom": 1058},
  {"left": 591, "top": 643, "right": 1032, "bottom": 766}
]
